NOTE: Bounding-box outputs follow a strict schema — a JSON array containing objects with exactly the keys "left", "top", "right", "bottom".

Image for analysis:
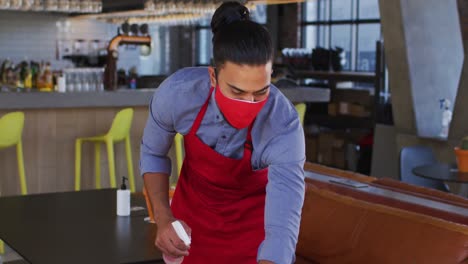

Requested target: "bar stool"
[
  {"left": 0, "top": 111, "right": 27, "bottom": 194},
  {"left": 0, "top": 111, "right": 28, "bottom": 254},
  {"left": 295, "top": 103, "right": 306, "bottom": 126},
  {"left": 171, "top": 134, "right": 184, "bottom": 189},
  {"left": 174, "top": 133, "right": 184, "bottom": 176},
  {"left": 75, "top": 108, "right": 136, "bottom": 193}
]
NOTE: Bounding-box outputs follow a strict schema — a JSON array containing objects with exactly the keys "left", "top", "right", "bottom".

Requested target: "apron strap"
[{"left": 188, "top": 86, "right": 214, "bottom": 135}]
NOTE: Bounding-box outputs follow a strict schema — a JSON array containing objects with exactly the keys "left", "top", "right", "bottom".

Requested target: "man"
[{"left": 141, "top": 2, "right": 305, "bottom": 263}]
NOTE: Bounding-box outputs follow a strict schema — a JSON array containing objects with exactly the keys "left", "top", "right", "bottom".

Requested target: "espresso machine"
[{"left": 104, "top": 23, "right": 152, "bottom": 91}]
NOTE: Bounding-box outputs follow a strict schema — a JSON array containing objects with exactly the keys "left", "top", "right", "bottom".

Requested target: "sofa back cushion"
[{"left": 296, "top": 183, "right": 468, "bottom": 264}]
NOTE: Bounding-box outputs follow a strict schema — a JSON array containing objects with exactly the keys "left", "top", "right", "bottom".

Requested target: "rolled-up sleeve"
[
  {"left": 140, "top": 78, "right": 177, "bottom": 176},
  {"left": 257, "top": 114, "right": 306, "bottom": 264}
]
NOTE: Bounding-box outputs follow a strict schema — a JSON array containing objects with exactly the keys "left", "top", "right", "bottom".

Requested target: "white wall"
[{"left": 0, "top": 11, "right": 140, "bottom": 72}]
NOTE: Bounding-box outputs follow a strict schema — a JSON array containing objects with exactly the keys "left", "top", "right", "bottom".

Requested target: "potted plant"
[{"left": 454, "top": 137, "right": 468, "bottom": 172}]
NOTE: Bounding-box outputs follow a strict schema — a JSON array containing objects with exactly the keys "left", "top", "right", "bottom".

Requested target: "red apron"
[{"left": 170, "top": 86, "right": 268, "bottom": 264}]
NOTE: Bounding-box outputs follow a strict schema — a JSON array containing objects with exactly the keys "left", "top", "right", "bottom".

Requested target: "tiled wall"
[
  {"left": 0, "top": 10, "right": 140, "bottom": 72},
  {"left": 0, "top": 11, "right": 67, "bottom": 68}
]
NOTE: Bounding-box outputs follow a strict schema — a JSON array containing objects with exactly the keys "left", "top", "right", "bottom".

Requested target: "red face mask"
[{"left": 214, "top": 85, "right": 268, "bottom": 129}]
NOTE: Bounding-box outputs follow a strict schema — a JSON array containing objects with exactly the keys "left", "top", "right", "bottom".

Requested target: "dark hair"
[{"left": 211, "top": 1, "right": 273, "bottom": 68}]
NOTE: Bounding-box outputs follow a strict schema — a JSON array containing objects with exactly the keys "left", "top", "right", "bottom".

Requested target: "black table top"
[
  {"left": 0, "top": 189, "right": 163, "bottom": 264},
  {"left": 413, "top": 163, "right": 468, "bottom": 183}
]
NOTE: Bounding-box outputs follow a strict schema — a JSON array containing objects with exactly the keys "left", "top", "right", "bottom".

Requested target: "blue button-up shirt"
[{"left": 140, "top": 67, "right": 305, "bottom": 264}]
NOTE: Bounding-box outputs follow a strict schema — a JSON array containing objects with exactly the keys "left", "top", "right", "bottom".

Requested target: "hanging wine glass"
[
  {"left": 69, "top": 0, "right": 79, "bottom": 12},
  {"left": 21, "top": 0, "right": 35, "bottom": 10},
  {"left": 57, "top": 0, "right": 68, "bottom": 11},
  {"left": 0, "top": 0, "right": 11, "bottom": 10},
  {"left": 144, "top": 0, "right": 155, "bottom": 11},
  {"left": 45, "top": 0, "right": 58, "bottom": 11},
  {"left": 10, "top": 0, "right": 23, "bottom": 10},
  {"left": 31, "top": 0, "right": 43, "bottom": 11}
]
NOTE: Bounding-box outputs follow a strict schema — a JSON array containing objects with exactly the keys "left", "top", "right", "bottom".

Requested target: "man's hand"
[
  {"left": 258, "top": 260, "right": 275, "bottom": 264},
  {"left": 144, "top": 173, "right": 191, "bottom": 258},
  {"left": 155, "top": 217, "right": 192, "bottom": 258}
]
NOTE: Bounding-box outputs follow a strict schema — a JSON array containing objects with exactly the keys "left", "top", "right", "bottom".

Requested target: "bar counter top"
[{"left": 0, "top": 86, "right": 330, "bottom": 110}]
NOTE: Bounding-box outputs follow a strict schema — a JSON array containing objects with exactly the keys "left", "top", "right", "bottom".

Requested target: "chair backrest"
[
  {"left": 295, "top": 103, "right": 306, "bottom": 126},
  {"left": 174, "top": 133, "right": 184, "bottom": 175},
  {"left": 0, "top": 112, "right": 25, "bottom": 148},
  {"left": 108, "top": 108, "right": 134, "bottom": 141},
  {"left": 399, "top": 145, "right": 448, "bottom": 192}
]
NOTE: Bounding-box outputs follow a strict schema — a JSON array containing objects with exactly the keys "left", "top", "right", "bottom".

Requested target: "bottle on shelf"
[
  {"left": 23, "top": 63, "right": 33, "bottom": 89},
  {"left": 30, "top": 61, "right": 39, "bottom": 89},
  {"left": 44, "top": 62, "right": 54, "bottom": 91},
  {"left": 36, "top": 61, "right": 53, "bottom": 92}
]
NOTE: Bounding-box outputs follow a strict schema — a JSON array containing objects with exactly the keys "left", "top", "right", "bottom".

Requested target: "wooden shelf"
[
  {"left": 307, "top": 114, "right": 374, "bottom": 129},
  {"left": 292, "top": 70, "right": 376, "bottom": 83}
]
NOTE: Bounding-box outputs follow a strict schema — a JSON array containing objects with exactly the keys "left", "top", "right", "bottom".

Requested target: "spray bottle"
[
  {"left": 163, "top": 220, "right": 191, "bottom": 264},
  {"left": 439, "top": 98, "right": 452, "bottom": 138}
]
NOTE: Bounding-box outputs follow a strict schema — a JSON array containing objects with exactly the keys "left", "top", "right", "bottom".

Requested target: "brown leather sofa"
[{"left": 297, "top": 163, "right": 468, "bottom": 264}]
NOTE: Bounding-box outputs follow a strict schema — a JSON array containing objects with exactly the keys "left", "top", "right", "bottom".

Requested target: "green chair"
[
  {"left": 0, "top": 111, "right": 28, "bottom": 254},
  {"left": 295, "top": 103, "right": 306, "bottom": 126},
  {"left": 75, "top": 108, "right": 136, "bottom": 193}
]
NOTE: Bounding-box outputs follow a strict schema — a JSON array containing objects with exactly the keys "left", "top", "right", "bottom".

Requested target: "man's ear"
[{"left": 208, "top": 66, "right": 217, "bottom": 88}]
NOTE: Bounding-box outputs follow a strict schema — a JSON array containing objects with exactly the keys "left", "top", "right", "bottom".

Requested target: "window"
[
  {"left": 302, "top": 0, "right": 381, "bottom": 72},
  {"left": 331, "top": 24, "right": 352, "bottom": 70},
  {"left": 195, "top": 4, "right": 267, "bottom": 66},
  {"left": 357, "top": 23, "right": 380, "bottom": 71},
  {"left": 332, "top": 0, "right": 352, "bottom": 20},
  {"left": 195, "top": 20, "right": 213, "bottom": 66}
]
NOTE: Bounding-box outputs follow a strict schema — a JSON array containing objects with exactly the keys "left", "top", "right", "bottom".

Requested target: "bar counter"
[
  {"left": 0, "top": 86, "right": 329, "bottom": 110},
  {"left": 0, "top": 87, "right": 329, "bottom": 196}
]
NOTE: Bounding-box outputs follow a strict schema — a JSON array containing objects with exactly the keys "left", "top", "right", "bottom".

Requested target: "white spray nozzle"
[{"left": 172, "top": 220, "right": 191, "bottom": 246}]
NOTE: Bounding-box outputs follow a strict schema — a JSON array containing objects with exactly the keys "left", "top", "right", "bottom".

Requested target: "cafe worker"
[{"left": 140, "top": 2, "right": 305, "bottom": 263}]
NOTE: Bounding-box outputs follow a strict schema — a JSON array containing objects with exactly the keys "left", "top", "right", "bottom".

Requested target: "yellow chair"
[
  {"left": 0, "top": 111, "right": 27, "bottom": 254},
  {"left": 170, "top": 133, "right": 184, "bottom": 189},
  {"left": 295, "top": 103, "right": 306, "bottom": 126},
  {"left": 174, "top": 133, "right": 184, "bottom": 176},
  {"left": 0, "top": 112, "right": 27, "bottom": 195},
  {"left": 75, "top": 108, "right": 136, "bottom": 193}
]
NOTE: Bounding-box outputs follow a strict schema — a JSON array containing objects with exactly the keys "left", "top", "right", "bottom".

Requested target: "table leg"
[{"left": 458, "top": 183, "right": 468, "bottom": 197}]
